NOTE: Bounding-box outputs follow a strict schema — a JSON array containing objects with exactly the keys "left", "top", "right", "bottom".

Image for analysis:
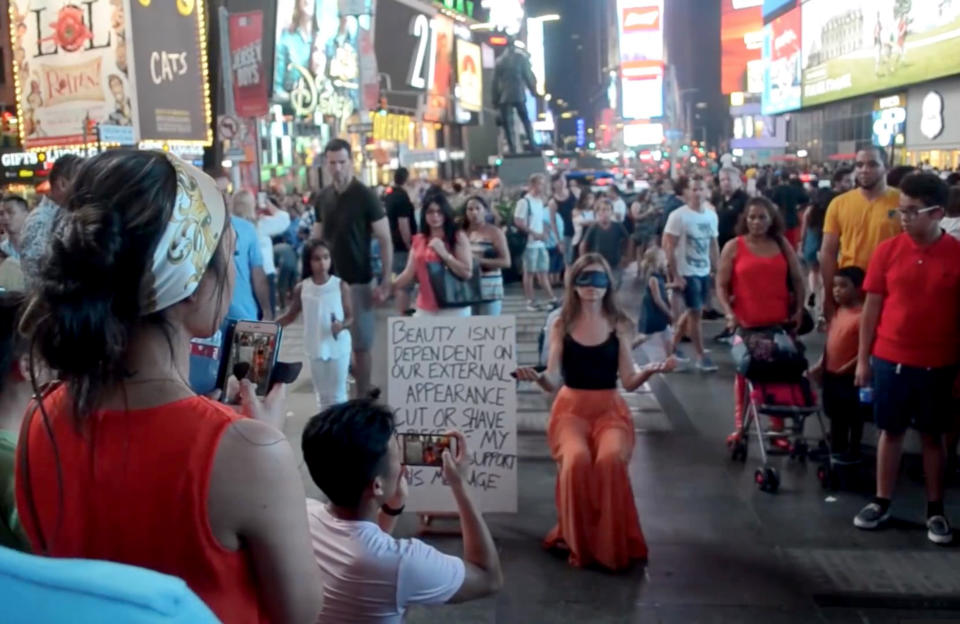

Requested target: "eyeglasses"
[{"left": 896, "top": 205, "right": 940, "bottom": 220}]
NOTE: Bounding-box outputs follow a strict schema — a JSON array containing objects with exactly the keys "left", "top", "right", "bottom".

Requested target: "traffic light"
[
  {"left": 495, "top": 157, "right": 502, "bottom": 166},
  {"left": 681, "top": 144, "right": 689, "bottom": 152}
]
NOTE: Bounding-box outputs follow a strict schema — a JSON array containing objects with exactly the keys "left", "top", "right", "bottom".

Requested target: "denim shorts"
[
  {"left": 523, "top": 246, "right": 549, "bottom": 274},
  {"left": 681, "top": 274, "right": 711, "bottom": 311},
  {"left": 873, "top": 357, "right": 957, "bottom": 435}
]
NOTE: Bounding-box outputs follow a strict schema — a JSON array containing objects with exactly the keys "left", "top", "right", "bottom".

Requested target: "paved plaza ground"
[{"left": 276, "top": 270, "right": 960, "bottom": 623}]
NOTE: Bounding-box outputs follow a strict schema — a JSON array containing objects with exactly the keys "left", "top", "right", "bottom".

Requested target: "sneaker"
[
  {"left": 714, "top": 327, "right": 735, "bottom": 344},
  {"left": 526, "top": 301, "right": 539, "bottom": 312},
  {"left": 673, "top": 356, "right": 692, "bottom": 372},
  {"left": 853, "top": 502, "right": 891, "bottom": 530},
  {"left": 703, "top": 309, "right": 724, "bottom": 320},
  {"left": 696, "top": 356, "right": 718, "bottom": 372},
  {"left": 927, "top": 515, "right": 953, "bottom": 545}
]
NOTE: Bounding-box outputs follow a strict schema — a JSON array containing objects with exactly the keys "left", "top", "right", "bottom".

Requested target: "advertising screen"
[
  {"left": 801, "top": 0, "right": 960, "bottom": 107},
  {"left": 623, "top": 122, "right": 664, "bottom": 146},
  {"left": 273, "top": 0, "right": 361, "bottom": 120},
  {"left": 617, "top": 0, "right": 664, "bottom": 119},
  {"left": 373, "top": 0, "right": 435, "bottom": 112},
  {"left": 761, "top": 6, "right": 801, "bottom": 115},
  {"left": 721, "top": 0, "right": 764, "bottom": 94},
  {"left": 762, "top": 0, "right": 795, "bottom": 23},
  {"left": 456, "top": 40, "right": 482, "bottom": 112},
  {"left": 10, "top": 0, "right": 136, "bottom": 148},
  {"left": 129, "top": 0, "right": 211, "bottom": 143}
]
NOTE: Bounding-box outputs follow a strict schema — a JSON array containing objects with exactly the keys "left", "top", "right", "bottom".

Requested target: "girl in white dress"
[{"left": 278, "top": 240, "right": 353, "bottom": 408}]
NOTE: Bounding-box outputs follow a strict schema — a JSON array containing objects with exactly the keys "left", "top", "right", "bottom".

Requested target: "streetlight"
[{"left": 529, "top": 14, "right": 561, "bottom": 22}]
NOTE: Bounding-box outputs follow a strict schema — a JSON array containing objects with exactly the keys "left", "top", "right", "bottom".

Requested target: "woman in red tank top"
[
  {"left": 716, "top": 197, "right": 806, "bottom": 444},
  {"left": 16, "top": 151, "right": 320, "bottom": 623}
]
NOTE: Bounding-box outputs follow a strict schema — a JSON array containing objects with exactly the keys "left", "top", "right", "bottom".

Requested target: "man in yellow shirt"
[{"left": 821, "top": 145, "right": 901, "bottom": 320}]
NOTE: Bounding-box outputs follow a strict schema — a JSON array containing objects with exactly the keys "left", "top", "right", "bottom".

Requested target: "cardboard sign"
[{"left": 388, "top": 315, "right": 518, "bottom": 513}]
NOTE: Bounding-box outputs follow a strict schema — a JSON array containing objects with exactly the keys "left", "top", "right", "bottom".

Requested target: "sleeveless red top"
[
  {"left": 16, "top": 385, "right": 266, "bottom": 624},
  {"left": 731, "top": 236, "right": 790, "bottom": 328},
  {"left": 411, "top": 234, "right": 443, "bottom": 312}
]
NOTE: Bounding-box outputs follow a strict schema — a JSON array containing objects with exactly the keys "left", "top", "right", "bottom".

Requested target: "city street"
[{"left": 276, "top": 271, "right": 960, "bottom": 624}]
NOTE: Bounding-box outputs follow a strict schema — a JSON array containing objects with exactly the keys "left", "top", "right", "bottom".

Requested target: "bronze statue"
[{"left": 492, "top": 43, "right": 539, "bottom": 154}]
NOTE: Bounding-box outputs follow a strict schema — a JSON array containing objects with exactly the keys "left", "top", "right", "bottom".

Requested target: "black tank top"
[
  {"left": 554, "top": 193, "right": 576, "bottom": 236},
  {"left": 562, "top": 332, "right": 619, "bottom": 390}
]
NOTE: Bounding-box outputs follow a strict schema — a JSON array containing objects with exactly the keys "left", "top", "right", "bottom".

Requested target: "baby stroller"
[{"left": 729, "top": 327, "right": 830, "bottom": 493}]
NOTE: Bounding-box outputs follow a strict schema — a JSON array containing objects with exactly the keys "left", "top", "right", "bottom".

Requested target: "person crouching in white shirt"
[{"left": 302, "top": 400, "right": 503, "bottom": 623}]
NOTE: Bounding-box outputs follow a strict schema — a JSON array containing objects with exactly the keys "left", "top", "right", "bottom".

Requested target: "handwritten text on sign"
[{"left": 388, "top": 315, "right": 517, "bottom": 513}]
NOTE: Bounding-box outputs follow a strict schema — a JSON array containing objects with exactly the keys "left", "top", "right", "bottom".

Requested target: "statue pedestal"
[{"left": 497, "top": 154, "right": 546, "bottom": 188}]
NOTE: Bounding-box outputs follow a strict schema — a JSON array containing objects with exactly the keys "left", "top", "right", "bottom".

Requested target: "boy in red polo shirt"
[{"left": 854, "top": 172, "right": 960, "bottom": 545}]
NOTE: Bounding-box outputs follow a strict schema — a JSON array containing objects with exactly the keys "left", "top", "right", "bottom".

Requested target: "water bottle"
[{"left": 859, "top": 386, "right": 874, "bottom": 404}]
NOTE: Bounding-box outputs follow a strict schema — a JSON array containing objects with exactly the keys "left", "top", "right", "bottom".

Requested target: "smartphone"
[
  {"left": 510, "top": 365, "right": 546, "bottom": 379},
  {"left": 219, "top": 321, "right": 282, "bottom": 397},
  {"left": 398, "top": 433, "right": 458, "bottom": 467},
  {"left": 257, "top": 191, "right": 268, "bottom": 207}
]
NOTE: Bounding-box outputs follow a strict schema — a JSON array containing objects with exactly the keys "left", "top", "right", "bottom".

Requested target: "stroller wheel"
[
  {"left": 791, "top": 440, "right": 809, "bottom": 463},
  {"left": 755, "top": 466, "right": 780, "bottom": 493},
  {"left": 731, "top": 440, "right": 747, "bottom": 462},
  {"left": 817, "top": 463, "right": 838, "bottom": 491}
]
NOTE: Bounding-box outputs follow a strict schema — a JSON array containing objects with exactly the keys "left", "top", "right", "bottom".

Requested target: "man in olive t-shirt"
[{"left": 312, "top": 139, "right": 393, "bottom": 398}]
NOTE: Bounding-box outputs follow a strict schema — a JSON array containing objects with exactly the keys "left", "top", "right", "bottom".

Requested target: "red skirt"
[{"left": 544, "top": 387, "right": 648, "bottom": 570}]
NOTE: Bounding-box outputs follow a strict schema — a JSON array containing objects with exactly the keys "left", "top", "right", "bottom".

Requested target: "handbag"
[
  {"left": 426, "top": 260, "right": 489, "bottom": 308},
  {"left": 773, "top": 235, "right": 814, "bottom": 336}
]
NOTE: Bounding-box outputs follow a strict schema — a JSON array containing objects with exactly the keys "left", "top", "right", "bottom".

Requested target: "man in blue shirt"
[{"left": 227, "top": 209, "right": 271, "bottom": 322}]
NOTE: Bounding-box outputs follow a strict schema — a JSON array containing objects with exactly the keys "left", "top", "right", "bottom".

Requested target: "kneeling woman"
[{"left": 516, "top": 254, "right": 674, "bottom": 570}]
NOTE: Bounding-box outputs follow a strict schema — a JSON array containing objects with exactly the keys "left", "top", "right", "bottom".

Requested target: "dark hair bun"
[{"left": 22, "top": 150, "right": 178, "bottom": 417}]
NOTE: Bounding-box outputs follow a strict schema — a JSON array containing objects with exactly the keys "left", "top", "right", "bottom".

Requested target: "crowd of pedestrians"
[{"left": 2, "top": 136, "right": 960, "bottom": 622}]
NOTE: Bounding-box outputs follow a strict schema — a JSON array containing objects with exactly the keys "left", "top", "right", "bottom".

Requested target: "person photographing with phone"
[
  {"left": 514, "top": 254, "right": 676, "bottom": 571},
  {"left": 278, "top": 239, "right": 353, "bottom": 408},
  {"left": 15, "top": 151, "right": 320, "bottom": 623},
  {"left": 302, "top": 400, "right": 503, "bottom": 622}
]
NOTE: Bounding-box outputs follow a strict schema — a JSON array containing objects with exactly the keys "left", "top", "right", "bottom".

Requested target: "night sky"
[{"left": 525, "top": 0, "right": 726, "bottom": 146}]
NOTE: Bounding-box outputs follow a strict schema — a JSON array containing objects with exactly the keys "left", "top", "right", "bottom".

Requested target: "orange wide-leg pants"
[{"left": 544, "top": 387, "right": 648, "bottom": 570}]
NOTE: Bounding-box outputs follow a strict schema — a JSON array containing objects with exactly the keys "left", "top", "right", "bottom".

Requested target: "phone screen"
[
  {"left": 223, "top": 321, "right": 281, "bottom": 396},
  {"left": 398, "top": 433, "right": 457, "bottom": 467}
]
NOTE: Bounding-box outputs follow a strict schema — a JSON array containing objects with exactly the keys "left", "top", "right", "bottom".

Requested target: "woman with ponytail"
[{"left": 15, "top": 151, "right": 321, "bottom": 623}]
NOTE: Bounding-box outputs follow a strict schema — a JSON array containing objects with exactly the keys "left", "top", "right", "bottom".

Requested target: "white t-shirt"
[
  {"left": 514, "top": 194, "right": 546, "bottom": 249},
  {"left": 663, "top": 204, "right": 719, "bottom": 277},
  {"left": 941, "top": 216, "right": 960, "bottom": 240},
  {"left": 307, "top": 498, "right": 466, "bottom": 624},
  {"left": 256, "top": 210, "right": 291, "bottom": 275},
  {"left": 612, "top": 197, "right": 627, "bottom": 222}
]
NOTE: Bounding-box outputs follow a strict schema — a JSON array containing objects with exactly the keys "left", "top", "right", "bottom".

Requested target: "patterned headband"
[{"left": 139, "top": 152, "right": 227, "bottom": 315}]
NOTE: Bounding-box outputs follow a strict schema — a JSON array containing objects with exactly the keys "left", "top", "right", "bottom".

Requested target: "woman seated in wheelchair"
[{"left": 715, "top": 197, "right": 807, "bottom": 447}]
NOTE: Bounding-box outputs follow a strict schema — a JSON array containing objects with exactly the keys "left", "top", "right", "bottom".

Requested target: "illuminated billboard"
[
  {"left": 761, "top": 5, "right": 801, "bottom": 115},
  {"left": 617, "top": 0, "right": 664, "bottom": 120},
  {"left": 801, "top": 0, "right": 960, "bottom": 107},
  {"left": 762, "top": 0, "right": 795, "bottom": 23},
  {"left": 721, "top": 0, "right": 764, "bottom": 94},
  {"left": 274, "top": 0, "right": 362, "bottom": 120},
  {"left": 623, "top": 122, "right": 664, "bottom": 146}
]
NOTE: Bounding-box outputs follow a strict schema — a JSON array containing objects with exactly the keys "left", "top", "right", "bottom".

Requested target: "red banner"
[{"left": 228, "top": 11, "right": 268, "bottom": 118}]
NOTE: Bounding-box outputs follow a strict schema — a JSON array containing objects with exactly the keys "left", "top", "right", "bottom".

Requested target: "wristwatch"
[{"left": 381, "top": 503, "right": 405, "bottom": 516}]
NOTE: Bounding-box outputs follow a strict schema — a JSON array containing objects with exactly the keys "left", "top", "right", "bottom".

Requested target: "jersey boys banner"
[
  {"left": 228, "top": 11, "right": 268, "bottom": 118},
  {"left": 10, "top": 0, "right": 136, "bottom": 148}
]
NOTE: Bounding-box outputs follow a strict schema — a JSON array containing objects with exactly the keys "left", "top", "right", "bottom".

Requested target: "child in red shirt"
[
  {"left": 809, "top": 267, "right": 866, "bottom": 461},
  {"left": 854, "top": 172, "right": 960, "bottom": 546}
]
